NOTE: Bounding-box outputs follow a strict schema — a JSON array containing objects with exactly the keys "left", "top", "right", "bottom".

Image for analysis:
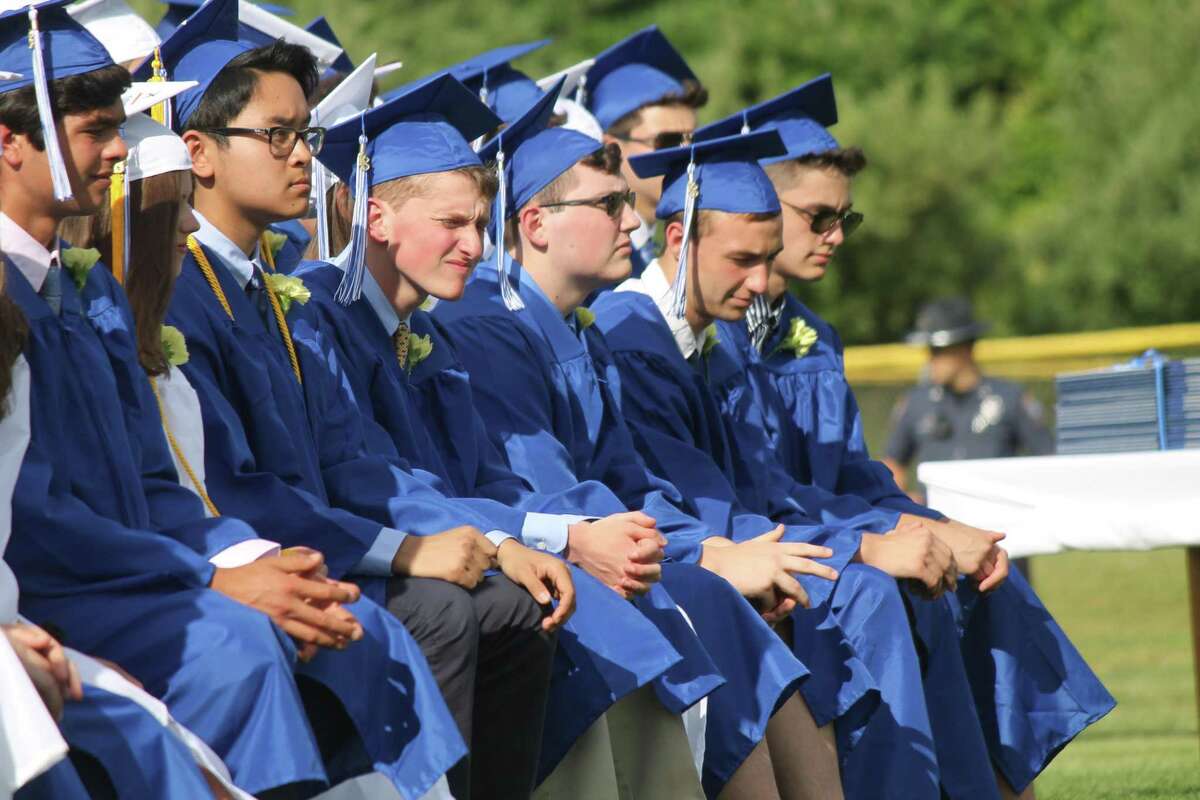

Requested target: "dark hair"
[
  {"left": 606, "top": 79, "right": 708, "bottom": 139},
  {"left": 765, "top": 147, "right": 868, "bottom": 188},
  {"left": 0, "top": 264, "right": 29, "bottom": 416},
  {"left": 75, "top": 170, "right": 190, "bottom": 375},
  {"left": 186, "top": 42, "right": 319, "bottom": 138},
  {"left": 0, "top": 64, "right": 131, "bottom": 150},
  {"left": 533, "top": 142, "right": 623, "bottom": 206}
]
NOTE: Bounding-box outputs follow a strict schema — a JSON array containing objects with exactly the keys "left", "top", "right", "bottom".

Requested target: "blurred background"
[{"left": 131, "top": 0, "right": 1200, "bottom": 795}]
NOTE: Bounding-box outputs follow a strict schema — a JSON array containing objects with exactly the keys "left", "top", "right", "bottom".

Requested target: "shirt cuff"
[
  {"left": 208, "top": 539, "right": 281, "bottom": 568},
  {"left": 485, "top": 530, "right": 516, "bottom": 549},
  {"left": 354, "top": 527, "right": 408, "bottom": 576},
  {"left": 521, "top": 513, "right": 591, "bottom": 553}
]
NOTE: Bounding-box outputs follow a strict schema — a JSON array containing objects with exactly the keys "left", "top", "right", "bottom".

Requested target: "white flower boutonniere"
[
  {"left": 61, "top": 247, "right": 101, "bottom": 290},
  {"left": 701, "top": 324, "right": 720, "bottom": 359},
  {"left": 263, "top": 274, "right": 310, "bottom": 315},
  {"left": 406, "top": 333, "right": 433, "bottom": 371},
  {"left": 774, "top": 317, "right": 819, "bottom": 359},
  {"left": 160, "top": 325, "right": 189, "bottom": 367},
  {"left": 262, "top": 230, "right": 289, "bottom": 260},
  {"left": 575, "top": 307, "right": 596, "bottom": 331}
]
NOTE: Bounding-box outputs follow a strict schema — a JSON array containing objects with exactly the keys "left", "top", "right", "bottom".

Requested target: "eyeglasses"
[
  {"left": 197, "top": 126, "right": 326, "bottom": 157},
  {"left": 614, "top": 130, "right": 694, "bottom": 151},
  {"left": 541, "top": 190, "right": 636, "bottom": 219},
  {"left": 782, "top": 201, "right": 864, "bottom": 237}
]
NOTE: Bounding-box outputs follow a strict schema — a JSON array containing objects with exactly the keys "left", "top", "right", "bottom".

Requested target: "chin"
[
  {"left": 719, "top": 306, "right": 750, "bottom": 322},
  {"left": 430, "top": 277, "right": 467, "bottom": 302}
]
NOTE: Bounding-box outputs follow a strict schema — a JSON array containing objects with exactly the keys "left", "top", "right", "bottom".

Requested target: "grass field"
[{"left": 1024, "top": 548, "right": 1200, "bottom": 799}]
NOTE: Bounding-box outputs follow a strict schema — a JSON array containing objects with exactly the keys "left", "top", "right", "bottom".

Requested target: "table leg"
[{"left": 1189, "top": 546, "right": 1200, "bottom": 746}]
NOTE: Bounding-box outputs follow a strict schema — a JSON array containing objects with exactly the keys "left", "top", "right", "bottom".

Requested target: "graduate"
[
  {"left": 432, "top": 97, "right": 889, "bottom": 800},
  {"left": 696, "top": 77, "right": 1116, "bottom": 798},
  {"left": 582, "top": 26, "right": 708, "bottom": 277},
  {"left": 296, "top": 80, "right": 730, "bottom": 795},
  {"left": 0, "top": 4, "right": 372, "bottom": 796},
  {"left": 148, "top": 2, "right": 569, "bottom": 795}
]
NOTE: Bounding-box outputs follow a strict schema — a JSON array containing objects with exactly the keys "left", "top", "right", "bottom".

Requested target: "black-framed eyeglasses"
[
  {"left": 197, "top": 126, "right": 326, "bottom": 157},
  {"left": 782, "top": 201, "right": 864, "bottom": 237},
  {"left": 613, "top": 130, "right": 694, "bottom": 151},
  {"left": 541, "top": 190, "right": 636, "bottom": 219}
]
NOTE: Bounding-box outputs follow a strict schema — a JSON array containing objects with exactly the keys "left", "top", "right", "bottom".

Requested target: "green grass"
[{"left": 1026, "top": 548, "right": 1200, "bottom": 799}]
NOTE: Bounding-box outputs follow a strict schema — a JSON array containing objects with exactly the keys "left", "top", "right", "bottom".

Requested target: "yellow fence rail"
[{"left": 844, "top": 322, "right": 1200, "bottom": 384}]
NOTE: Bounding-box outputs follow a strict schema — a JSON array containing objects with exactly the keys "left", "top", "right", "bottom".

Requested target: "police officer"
[{"left": 883, "top": 297, "right": 1052, "bottom": 501}]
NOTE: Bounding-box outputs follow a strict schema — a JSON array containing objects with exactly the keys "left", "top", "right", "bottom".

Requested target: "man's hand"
[
  {"left": 700, "top": 526, "right": 839, "bottom": 622},
  {"left": 566, "top": 511, "right": 665, "bottom": 598},
  {"left": 211, "top": 550, "right": 363, "bottom": 661},
  {"left": 391, "top": 525, "right": 497, "bottom": 588},
  {"left": 922, "top": 517, "right": 1009, "bottom": 591},
  {"left": 860, "top": 520, "right": 957, "bottom": 598},
  {"left": 496, "top": 540, "right": 576, "bottom": 632},
  {"left": 4, "top": 623, "right": 83, "bottom": 719}
]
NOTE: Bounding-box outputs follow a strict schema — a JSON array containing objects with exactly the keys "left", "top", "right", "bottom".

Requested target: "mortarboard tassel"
[
  {"left": 494, "top": 149, "right": 524, "bottom": 311},
  {"left": 313, "top": 158, "right": 331, "bottom": 260},
  {"left": 667, "top": 156, "right": 697, "bottom": 319},
  {"left": 574, "top": 74, "right": 586, "bottom": 107},
  {"left": 109, "top": 160, "right": 129, "bottom": 283},
  {"left": 740, "top": 112, "right": 751, "bottom": 135},
  {"left": 334, "top": 119, "right": 370, "bottom": 305},
  {"left": 27, "top": 6, "right": 73, "bottom": 202},
  {"left": 147, "top": 48, "right": 172, "bottom": 129}
]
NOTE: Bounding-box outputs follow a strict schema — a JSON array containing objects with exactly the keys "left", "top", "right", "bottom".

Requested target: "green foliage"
[{"left": 134, "top": 0, "right": 1200, "bottom": 343}]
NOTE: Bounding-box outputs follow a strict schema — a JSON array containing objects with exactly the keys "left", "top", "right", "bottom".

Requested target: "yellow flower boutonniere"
[
  {"left": 61, "top": 247, "right": 101, "bottom": 290},
  {"left": 263, "top": 274, "right": 311, "bottom": 315},
  {"left": 160, "top": 325, "right": 189, "bottom": 367},
  {"left": 262, "top": 230, "right": 289, "bottom": 260},
  {"left": 774, "top": 317, "right": 819, "bottom": 360},
  {"left": 701, "top": 324, "right": 720, "bottom": 359},
  {"left": 406, "top": 332, "right": 433, "bottom": 371},
  {"left": 575, "top": 307, "right": 596, "bottom": 331}
]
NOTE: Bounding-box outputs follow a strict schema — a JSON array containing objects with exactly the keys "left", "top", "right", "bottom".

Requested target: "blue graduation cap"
[
  {"left": 317, "top": 73, "right": 501, "bottom": 305},
  {"left": 694, "top": 73, "right": 839, "bottom": 163},
  {"left": 629, "top": 130, "right": 785, "bottom": 318},
  {"left": 155, "top": 0, "right": 292, "bottom": 39},
  {"left": 446, "top": 40, "right": 548, "bottom": 124},
  {"left": 304, "top": 15, "right": 353, "bottom": 74},
  {"left": 477, "top": 77, "right": 593, "bottom": 310},
  {"left": 582, "top": 26, "right": 697, "bottom": 131},
  {"left": 0, "top": 1, "right": 114, "bottom": 202},
  {"left": 133, "top": 0, "right": 251, "bottom": 131}
]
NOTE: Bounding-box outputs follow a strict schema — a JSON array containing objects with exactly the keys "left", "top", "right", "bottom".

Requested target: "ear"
[
  {"left": 601, "top": 133, "right": 622, "bottom": 156},
  {"left": 0, "top": 124, "right": 24, "bottom": 170},
  {"left": 182, "top": 130, "right": 214, "bottom": 179},
  {"left": 365, "top": 196, "right": 392, "bottom": 246},
  {"left": 662, "top": 217, "right": 686, "bottom": 263},
  {"left": 517, "top": 204, "right": 548, "bottom": 250}
]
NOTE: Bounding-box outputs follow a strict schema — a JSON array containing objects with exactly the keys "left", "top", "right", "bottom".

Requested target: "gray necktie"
[{"left": 41, "top": 262, "right": 62, "bottom": 316}]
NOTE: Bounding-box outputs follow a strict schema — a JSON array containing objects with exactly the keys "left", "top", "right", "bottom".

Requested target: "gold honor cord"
[
  {"left": 259, "top": 233, "right": 277, "bottom": 273},
  {"left": 149, "top": 375, "right": 221, "bottom": 518},
  {"left": 109, "top": 162, "right": 126, "bottom": 284},
  {"left": 185, "top": 235, "right": 303, "bottom": 383}
]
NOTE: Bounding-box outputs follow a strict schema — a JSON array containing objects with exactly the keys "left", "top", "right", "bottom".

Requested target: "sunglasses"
[
  {"left": 541, "top": 189, "right": 637, "bottom": 219},
  {"left": 781, "top": 201, "right": 864, "bottom": 237},
  {"left": 615, "top": 130, "right": 694, "bottom": 151},
  {"left": 197, "top": 126, "right": 327, "bottom": 158}
]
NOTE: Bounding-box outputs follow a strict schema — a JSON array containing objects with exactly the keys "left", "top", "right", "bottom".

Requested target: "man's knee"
[
  {"left": 385, "top": 576, "right": 480, "bottom": 654},
  {"left": 472, "top": 574, "right": 550, "bottom": 638},
  {"left": 832, "top": 563, "right": 908, "bottom": 623}
]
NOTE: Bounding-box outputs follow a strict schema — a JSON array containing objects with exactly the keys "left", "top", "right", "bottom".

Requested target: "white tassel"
[
  {"left": 668, "top": 158, "right": 698, "bottom": 320},
  {"left": 574, "top": 74, "right": 587, "bottom": 106},
  {"left": 334, "top": 122, "right": 370, "bottom": 305},
  {"left": 740, "top": 113, "right": 751, "bottom": 135},
  {"left": 121, "top": 167, "right": 130, "bottom": 272},
  {"left": 313, "top": 159, "right": 331, "bottom": 261},
  {"left": 495, "top": 149, "right": 524, "bottom": 311},
  {"left": 28, "top": 7, "right": 73, "bottom": 202}
]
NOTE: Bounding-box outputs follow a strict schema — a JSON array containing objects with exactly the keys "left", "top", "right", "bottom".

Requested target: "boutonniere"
[
  {"left": 160, "top": 324, "right": 189, "bottom": 367},
  {"left": 406, "top": 332, "right": 433, "bottom": 371},
  {"left": 774, "top": 317, "right": 819, "bottom": 359},
  {"left": 263, "top": 274, "right": 310, "bottom": 314},
  {"left": 61, "top": 247, "right": 101, "bottom": 290},
  {"left": 575, "top": 307, "right": 596, "bottom": 331},
  {"left": 262, "top": 230, "right": 289, "bottom": 260},
  {"left": 701, "top": 324, "right": 719, "bottom": 359}
]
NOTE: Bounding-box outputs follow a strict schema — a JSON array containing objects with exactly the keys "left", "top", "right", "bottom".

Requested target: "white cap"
[
  {"left": 124, "top": 113, "right": 191, "bottom": 182},
  {"left": 312, "top": 53, "right": 377, "bottom": 129},
  {"left": 238, "top": 1, "right": 343, "bottom": 72},
  {"left": 555, "top": 97, "right": 603, "bottom": 140},
  {"left": 68, "top": 0, "right": 160, "bottom": 67},
  {"left": 537, "top": 56, "right": 594, "bottom": 99},
  {"left": 373, "top": 60, "right": 403, "bottom": 80},
  {"left": 122, "top": 80, "right": 197, "bottom": 117}
]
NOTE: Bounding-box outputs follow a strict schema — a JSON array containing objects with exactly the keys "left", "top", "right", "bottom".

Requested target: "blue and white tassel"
[
  {"left": 495, "top": 148, "right": 524, "bottom": 311},
  {"left": 333, "top": 117, "right": 371, "bottom": 305},
  {"left": 28, "top": 6, "right": 73, "bottom": 202},
  {"left": 313, "top": 159, "right": 331, "bottom": 261},
  {"left": 667, "top": 156, "right": 698, "bottom": 319}
]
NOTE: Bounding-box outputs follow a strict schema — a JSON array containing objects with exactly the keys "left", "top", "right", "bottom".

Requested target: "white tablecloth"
[{"left": 918, "top": 450, "right": 1200, "bottom": 558}]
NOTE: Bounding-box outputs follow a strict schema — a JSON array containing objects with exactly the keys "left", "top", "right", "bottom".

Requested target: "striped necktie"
[
  {"left": 41, "top": 258, "right": 63, "bottom": 316},
  {"left": 393, "top": 321, "right": 410, "bottom": 369}
]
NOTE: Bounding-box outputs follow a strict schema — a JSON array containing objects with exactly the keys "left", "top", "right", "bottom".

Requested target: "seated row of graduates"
[{"left": 0, "top": 1, "right": 1114, "bottom": 798}]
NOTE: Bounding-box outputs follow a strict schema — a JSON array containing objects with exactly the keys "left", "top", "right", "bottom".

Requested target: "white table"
[{"left": 919, "top": 449, "right": 1200, "bottom": 732}]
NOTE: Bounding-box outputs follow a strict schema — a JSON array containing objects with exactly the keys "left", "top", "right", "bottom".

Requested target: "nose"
[
  {"left": 619, "top": 201, "right": 639, "bottom": 233},
  {"left": 180, "top": 205, "right": 200, "bottom": 236},
  {"left": 824, "top": 222, "right": 845, "bottom": 247},
  {"left": 291, "top": 136, "right": 313, "bottom": 167},
  {"left": 462, "top": 225, "right": 484, "bottom": 261},
  {"left": 745, "top": 262, "right": 769, "bottom": 295},
  {"left": 108, "top": 132, "right": 129, "bottom": 162}
]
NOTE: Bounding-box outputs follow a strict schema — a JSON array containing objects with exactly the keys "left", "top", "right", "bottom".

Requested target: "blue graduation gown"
[
  {"left": 267, "top": 220, "right": 310, "bottom": 275},
  {"left": 294, "top": 261, "right": 726, "bottom": 779},
  {"left": 436, "top": 260, "right": 827, "bottom": 797},
  {"left": 591, "top": 287, "right": 985, "bottom": 799},
  {"left": 3, "top": 257, "right": 324, "bottom": 795},
  {"left": 719, "top": 297, "right": 1116, "bottom": 792},
  {"left": 155, "top": 246, "right": 478, "bottom": 797}
]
